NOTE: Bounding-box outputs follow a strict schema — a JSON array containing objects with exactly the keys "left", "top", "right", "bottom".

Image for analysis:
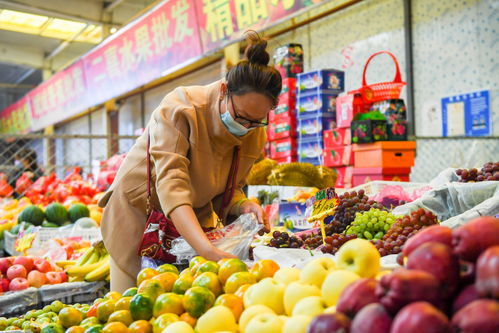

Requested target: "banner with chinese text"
[{"left": 0, "top": 96, "right": 31, "bottom": 134}]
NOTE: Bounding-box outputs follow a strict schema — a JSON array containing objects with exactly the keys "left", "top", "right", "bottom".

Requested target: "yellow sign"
[
  {"left": 15, "top": 227, "right": 39, "bottom": 254},
  {"left": 307, "top": 188, "right": 339, "bottom": 245}
]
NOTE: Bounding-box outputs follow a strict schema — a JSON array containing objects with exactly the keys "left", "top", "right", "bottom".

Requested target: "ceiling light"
[{"left": 110, "top": 27, "right": 117, "bottom": 33}]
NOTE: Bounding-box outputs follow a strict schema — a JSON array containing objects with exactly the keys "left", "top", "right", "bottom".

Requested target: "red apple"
[
  {"left": 59, "top": 271, "right": 68, "bottom": 283},
  {"left": 475, "top": 245, "right": 499, "bottom": 299},
  {"left": 0, "top": 258, "right": 12, "bottom": 275},
  {"left": 9, "top": 277, "right": 29, "bottom": 291},
  {"left": 459, "top": 260, "right": 476, "bottom": 285},
  {"left": 6, "top": 264, "right": 28, "bottom": 280},
  {"left": 391, "top": 302, "right": 451, "bottom": 333},
  {"left": 27, "top": 270, "right": 47, "bottom": 288},
  {"left": 13, "top": 256, "right": 34, "bottom": 272},
  {"left": 336, "top": 278, "right": 379, "bottom": 318},
  {"left": 45, "top": 271, "right": 62, "bottom": 284},
  {"left": 406, "top": 242, "right": 460, "bottom": 297},
  {"left": 375, "top": 269, "right": 441, "bottom": 314},
  {"left": 307, "top": 312, "right": 351, "bottom": 333},
  {"left": 453, "top": 284, "right": 480, "bottom": 314},
  {"left": 402, "top": 225, "right": 453, "bottom": 257},
  {"left": 350, "top": 303, "right": 392, "bottom": 333},
  {"left": 33, "top": 258, "right": 52, "bottom": 273},
  {"left": 451, "top": 299, "right": 499, "bottom": 332},
  {"left": 452, "top": 216, "right": 499, "bottom": 262},
  {"left": 0, "top": 278, "right": 9, "bottom": 292}
]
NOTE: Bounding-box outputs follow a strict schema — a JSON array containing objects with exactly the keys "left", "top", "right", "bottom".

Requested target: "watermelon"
[
  {"left": 18, "top": 205, "right": 45, "bottom": 226},
  {"left": 45, "top": 203, "right": 69, "bottom": 225},
  {"left": 75, "top": 217, "right": 98, "bottom": 228},
  {"left": 68, "top": 203, "right": 90, "bottom": 223}
]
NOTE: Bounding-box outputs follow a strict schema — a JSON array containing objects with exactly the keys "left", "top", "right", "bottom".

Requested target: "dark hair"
[
  {"left": 15, "top": 148, "right": 38, "bottom": 167},
  {"left": 226, "top": 31, "right": 282, "bottom": 107}
]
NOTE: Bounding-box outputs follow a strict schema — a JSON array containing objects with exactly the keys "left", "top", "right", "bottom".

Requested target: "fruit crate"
[
  {"left": 3, "top": 228, "right": 102, "bottom": 256},
  {"left": 38, "top": 281, "right": 109, "bottom": 307},
  {"left": 0, "top": 287, "right": 40, "bottom": 317}
]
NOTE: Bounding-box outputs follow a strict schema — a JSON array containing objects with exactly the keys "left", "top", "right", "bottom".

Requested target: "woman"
[{"left": 99, "top": 32, "right": 282, "bottom": 292}]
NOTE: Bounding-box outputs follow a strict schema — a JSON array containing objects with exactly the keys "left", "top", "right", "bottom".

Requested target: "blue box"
[
  {"left": 297, "top": 69, "right": 345, "bottom": 94},
  {"left": 298, "top": 136, "right": 324, "bottom": 165},
  {"left": 297, "top": 91, "right": 338, "bottom": 117},
  {"left": 278, "top": 202, "right": 313, "bottom": 230},
  {"left": 298, "top": 115, "right": 336, "bottom": 138}
]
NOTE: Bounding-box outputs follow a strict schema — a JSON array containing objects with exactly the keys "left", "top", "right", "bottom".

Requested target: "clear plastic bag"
[{"left": 169, "top": 213, "right": 262, "bottom": 264}]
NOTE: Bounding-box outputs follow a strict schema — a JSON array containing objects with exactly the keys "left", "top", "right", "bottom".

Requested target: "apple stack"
[
  {"left": 296, "top": 69, "right": 345, "bottom": 166},
  {"left": 0, "top": 256, "right": 67, "bottom": 293},
  {"left": 323, "top": 128, "right": 354, "bottom": 188}
]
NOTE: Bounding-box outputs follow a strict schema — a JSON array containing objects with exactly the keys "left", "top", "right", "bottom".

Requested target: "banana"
[
  {"left": 85, "top": 256, "right": 110, "bottom": 282},
  {"left": 75, "top": 247, "right": 95, "bottom": 266},
  {"left": 105, "top": 274, "right": 110, "bottom": 282},
  {"left": 56, "top": 260, "right": 76, "bottom": 268},
  {"left": 69, "top": 275, "right": 84, "bottom": 282},
  {"left": 66, "top": 255, "right": 109, "bottom": 277}
]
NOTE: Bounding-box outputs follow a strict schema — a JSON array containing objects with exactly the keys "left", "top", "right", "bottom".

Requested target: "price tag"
[
  {"left": 15, "top": 226, "right": 40, "bottom": 254},
  {"left": 307, "top": 188, "right": 339, "bottom": 245}
]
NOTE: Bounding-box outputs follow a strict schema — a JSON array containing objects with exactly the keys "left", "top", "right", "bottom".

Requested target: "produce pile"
[
  {"left": 3, "top": 215, "right": 497, "bottom": 333},
  {"left": 456, "top": 162, "right": 499, "bottom": 182},
  {"left": 57, "top": 241, "right": 110, "bottom": 283}
]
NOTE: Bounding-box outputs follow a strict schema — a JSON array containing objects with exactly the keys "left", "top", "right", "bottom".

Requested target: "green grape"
[
  {"left": 367, "top": 222, "right": 373, "bottom": 228},
  {"left": 384, "top": 224, "right": 391, "bottom": 231},
  {"left": 379, "top": 215, "right": 386, "bottom": 222},
  {"left": 374, "top": 231, "right": 384, "bottom": 239},
  {"left": 364, "top": 231, "right": 373, "bottom": 239}
]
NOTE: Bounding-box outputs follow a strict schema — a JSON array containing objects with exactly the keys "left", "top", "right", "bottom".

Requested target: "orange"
[
  {"left": 218, "top": 258, "right": 248, "bottom": 285},
  {"left": 129, "top": 294, "right": 154, "bottom": 321},
  {"left": 224, "top": 271, "right": 256, "bottom": 294},
  {"left": 136, "top": 268, "right": 158, "bottom": 286},
  {"left": 192, "top": 272, "right": 222, "bottom": 297},
  {"left": 107, "top": 310, "right": 133, "bottom": 326},
  {"left": 250, "top": 259, "right": 280, "bottom": 281},
  {"left": 235, "top": 284, "right": 251, "bottom": 299},
  {"left": 217, "top": 258, "right": 230, "bottom": 267},
  {"left": 152, "top": 314, "right": 179, "bottom": 333},
  {"left": 156, "top": 264, "right": 179, "bottom": 275},
  {"left": 194, "top": 261, "right": 219, "bottom": 277},
  {"left": 65, "top": 326, "right": 85, "bottom": 333},
  {"left": 189, "top": 256, "right": 207, "bottom": 276},
  {"left": 101, "top": 322, "right": 128, "bottom": 333},
  {"left": 86, "top": 304, "right": 98, "bottom": 318},
  {"left": 114, "top": 297, "right": 132, "bottom": 311},
  {"left": 137, "top": 279, "right": 164, "bottom": 302},
  {"left": 172, "top": 273, "right": 194, "bottom": 295},
  {"left": 182, "top": 287, "right": 215, "bottom": 318},
  {"left": 104, "top": 291, "right": 122, "bottom": 302},
  {"left": 214, "top": 294, "right": 244, "bottom": 321},
  {"left": 80, "top": 318, "right": 100, "bottom": 329},
  {"left": 153, "top": 293, "right": 184, "bottom": 317},
  {"left": 179, "top": 313, "right": 197, "bottom": 328},
  {"left": 96, "top": 300, "right": 115, "bottom": 323},
  {"left": 90, "top": 211, "right": 102, "bottom": 225},
  {"left": 59, "top": 307, "right": 84, "bottom": 328},
  {"left": 151, "top": 272, "right": 178, "bottom": 292},
  {"left": 128, "top": 320, "right": 152, "bottom": 333}
]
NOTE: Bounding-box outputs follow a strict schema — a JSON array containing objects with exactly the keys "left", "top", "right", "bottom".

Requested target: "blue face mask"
[{"left": 220, "top": 96, "right": 250, "bottom": 136}]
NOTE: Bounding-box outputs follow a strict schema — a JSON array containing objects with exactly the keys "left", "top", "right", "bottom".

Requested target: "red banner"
[
  {"left": 83, "top": 0, "right": 202, "bottom": 107},
  {"left": 0, "top": 96, "right": 31, "bottom": 134}
]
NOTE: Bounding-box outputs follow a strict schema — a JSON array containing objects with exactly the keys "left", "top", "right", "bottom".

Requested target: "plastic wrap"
[
  {"left": 170, "top": 214, "right": 262, "bottom": 264},
  {"left": 38, "top": 281, "right": 108, "bottom": 306}
]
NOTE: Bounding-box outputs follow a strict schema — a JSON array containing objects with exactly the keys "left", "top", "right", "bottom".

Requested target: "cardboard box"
[
  {"left": 351, "top": 120, "right": 388, "bottom": 143},
  {"left": 267, "top": 117, "right": 297, "bottom": 141},
  {"left": 352, "top": 167, "right": 411, "bottom": 187},
  {"left": 278, "top": 78, "right": 297, "bottom": 105},
  {"left": 269, "top": 102, "right": 296, "bottom": 122},
  {"left": 352, "top": 141, "right": 417, "bottom": 168},
  {"left": 297, "top": 115, "right": 336, "bottom": 138},
  {"left": 297, "top": 91, "right": 337, "bottom": 117},
  {"left": 323, "top": 128, "right": 351, "bottom": 148},
  {"left": 298, "top": 136, "right": 324, "bottom": 165},
  {"left": 270, "top": 137, "right": 297, "bottom": 159},
  {"left": 273, "top": 44, "right": 304, "bottom": 79},
  {"left": 297, "top": 69, "right": 345, "bottom": 94},
  {"left": 275, "top": 156, "right": 298, "bottom": 164},
  {"left": 333, "top": 166, "right": 354, "bottom": 188},
  {"left": 387, "top": 122, "right": 408, "bottom": 141},
  {"left": 323, "top": 145, "right": 354, "bottom": 167}
]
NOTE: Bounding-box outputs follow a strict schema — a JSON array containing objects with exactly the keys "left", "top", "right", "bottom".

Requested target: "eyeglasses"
[{"left": 229, "top": 93, "right": 269, "bottom": 128}]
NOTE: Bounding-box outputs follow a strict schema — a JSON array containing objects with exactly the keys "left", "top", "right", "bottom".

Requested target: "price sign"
[
  {"left": 15, "top": 226, "right": 40, "bottom": 254},
  {"left": 307, "top": 188, "right": 339, "bottom": 245}
]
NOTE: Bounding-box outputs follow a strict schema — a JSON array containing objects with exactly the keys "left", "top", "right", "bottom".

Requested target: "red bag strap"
[
  {"left": 146, "top": 131, "right": 241, "bottom": 219},
  {"left": 361, "top": 51, "right": 403, "bottom": 86}
]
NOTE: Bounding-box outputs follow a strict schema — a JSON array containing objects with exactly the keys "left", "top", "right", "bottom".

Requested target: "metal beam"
[
  {"left": 0, "top": 44, "right": 44, "bottom": 69},
  {"left": 14, "top": 68, "right": 36, "bottom": 85},
  {"left": 104, "top": 0, "right": 126, "bottom": 13},
  {"left": 0, "top": 82, "right": 35, "bottom": 88},
  {"left": 45, "top": 23, "right": 90, "bottom": 61},
  {"left": 403, "top": 0, "right": 415, "bottom": 136}
]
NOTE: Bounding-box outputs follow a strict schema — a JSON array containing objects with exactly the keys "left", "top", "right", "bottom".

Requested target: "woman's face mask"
[{"left": 220, "top": 95, "right": 250, "bottom": 137}]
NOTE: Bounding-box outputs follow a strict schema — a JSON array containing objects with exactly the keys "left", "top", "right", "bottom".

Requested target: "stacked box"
[
  {"left": 323, "top": 128, "right": 355, "bottom": 188},
  {"left": 296, "top": 69, "right": 345, "bottom": 166},
  {"left": 273, "top": 44, "right": 304, "bottom": 79}
]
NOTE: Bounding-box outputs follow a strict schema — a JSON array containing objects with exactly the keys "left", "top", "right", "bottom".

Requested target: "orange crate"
[{"left": 352, "top": 141, "right": 416, "bottom": 168}]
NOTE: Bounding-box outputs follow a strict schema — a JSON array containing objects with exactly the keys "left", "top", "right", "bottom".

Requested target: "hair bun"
[{"left": 244, "top": 31, "right": 270, "bottom": 66}]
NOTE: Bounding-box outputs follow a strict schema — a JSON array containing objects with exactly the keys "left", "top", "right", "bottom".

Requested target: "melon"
[
  {"left": 74, "top": 217, "right": 98, "bottom": 228},
  {"left": 18, "top": 205, "right": 45, "bottom": 226},
  {"left": 68, "top": 203, "right": 90, "bottom": 223},
  {"left": 45, "top": 203, "right": 69, "bottom": 225}
]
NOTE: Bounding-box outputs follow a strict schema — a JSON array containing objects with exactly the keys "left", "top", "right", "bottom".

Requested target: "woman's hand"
[
  {"left": 239, "top": 200, "right": 270, "bottom": 233},
  {"left": 201, "top": 246, "right": 236, "bottom": 262}
]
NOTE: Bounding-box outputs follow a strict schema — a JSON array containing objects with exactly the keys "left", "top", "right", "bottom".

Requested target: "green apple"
[
  {"left": 239, "top": 305, "right": 275, "bottom": 333},
  {"left": 245, "top": 313, "right": 284, "bottom": 333},
  {"left": 195, "top": 306, "right": 237, "bottom": 333},
  {"left": 284, "top": 281, "right": 321, "bottom": 315},
  {"left": 321, "top": 269, "right": 360, "bottom": 307},
  {"left": 274, "top": 267, "right": 301, "bottom": 285},
  {"left": 282, "top": 315, "right": 313, "bottom": 333},
  {"left": 336, "top": 238, "right": 380, "bottom": 278},
  {"left": 243, "top": 278, "right": 285, "bottom": 314},
  {"left": 300, "top": 257, "right": 336, "bottom": 288},
  {"left": 162, "top": 321, "right": 194, "bottom": 333},
  {"left": 292, "top": 296, "right": 329, "bottom": 317}
]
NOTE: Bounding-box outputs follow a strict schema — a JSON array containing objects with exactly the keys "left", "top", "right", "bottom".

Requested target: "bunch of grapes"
[
  {"left": 328, "top": 189, "right": 386, "bottom": 234},
  {"left": 321, "top": 233, "right": 357, "bottom": 254},
  {"left": 268, "top": 231, "right": 304, "bottom": 248},
  {"left": 456, "top": 162, "right": 499, "bottom": 182},
  {"left": 346, "top": 208, "right": 399, "bottom": 240},
  {"left": 300, "top": 231, "right": 323, "bottom": 249},
  {"left": 371, "top": 208, "right": 439, "bottom": 256}
]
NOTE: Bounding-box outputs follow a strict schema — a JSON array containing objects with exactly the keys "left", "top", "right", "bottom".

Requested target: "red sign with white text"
[{"left": 0, "top": 96, "right": 31, "bottom": 134}]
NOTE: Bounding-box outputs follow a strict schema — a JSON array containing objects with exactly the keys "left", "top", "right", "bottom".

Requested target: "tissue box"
[
  {"left": 370, "top": 99, "right": 407, "bottom": 123},
  {"left": 333, "top": 166, "right": 354, "bottom": 188},
  {"left": 270, "top": 137, "right": 297, "bottom": 159},
  {"left": 323, "top": 128, "right": 351, "bottom": 148},
  {"left": 351, "top": 120, "right": 388, "bottom": 144},
  {"left": 297, "top": 69, "right": 345, "bottom": 94},
  {"left": 298, "top": 136, "right": 324, "bottom": 165},
  {"left": 297, "top": 115, "right": 335, "bottom": 138},
  {"left": 323, "top": 145, "right": 354, "bottom": 167},
  {"left": 273, "top": 44, "right": 304, "bottom": 78},
  {"left": 269, "top": 102, "right": 296, "bottom": 122},
  {"left": 267, "top": 117, "right": 297, "bottom": 141},
  {"left": 297, "top": 91, "right": 337, "bottom": 117}
]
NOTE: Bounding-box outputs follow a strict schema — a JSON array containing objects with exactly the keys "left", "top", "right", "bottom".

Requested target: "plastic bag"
[{"left": 169, "top": 213, "right": 262, "bottom": 264}]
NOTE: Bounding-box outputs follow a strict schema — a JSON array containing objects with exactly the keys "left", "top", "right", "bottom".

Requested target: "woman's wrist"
[{"left": 233, "top": 198, "right": 250, "bottom": 215}]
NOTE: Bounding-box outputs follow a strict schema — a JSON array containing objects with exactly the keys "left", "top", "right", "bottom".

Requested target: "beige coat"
[{"left": 99, "top": 80, "right": 266, "bottom": 276}]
